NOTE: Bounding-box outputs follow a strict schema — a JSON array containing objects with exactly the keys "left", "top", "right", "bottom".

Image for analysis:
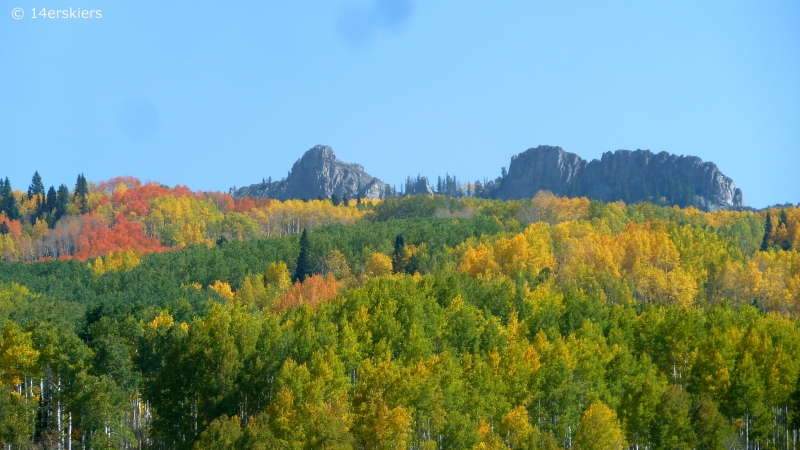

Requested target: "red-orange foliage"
[
  {"left": 274, "top": 274, "right": 339, "bottom": 312},
  {"left": 232, "top": 196, "right": 272, "bottom": 213},
  {"left": 95, "top": 178, "right": 203, "bottom": 219},
  {"left": 67, "top": 213, "right": 166, "bottom": 261},
  {"left": 0, "top": 217, "right": 23, "bottom": 239},
  {"left": 204, "top": 191, "right": 235, "bottom": 214},
  {"left": 96, "top": 176, "right": 142, "bottom": 192}
]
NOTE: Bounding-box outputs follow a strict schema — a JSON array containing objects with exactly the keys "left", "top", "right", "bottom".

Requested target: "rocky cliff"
[
  {"left": 233, "top": 145, "right": 392, "bottom": 201},
  {"left": 493, "top": 146, "right": 743, "bottom": 211},
  {"left": 404, "top": 176, "right": 435, "bottom": 195}
]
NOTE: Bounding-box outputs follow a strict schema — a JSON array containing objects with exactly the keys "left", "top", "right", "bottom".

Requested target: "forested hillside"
[{"left": 1, "top": 173, "right": 799, "bottom": 449}]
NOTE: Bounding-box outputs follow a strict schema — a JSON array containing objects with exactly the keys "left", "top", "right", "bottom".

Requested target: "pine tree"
[
  {"left": 55, "top": 184, "right": 70, "bottom": 221},
  {"left": 760, "top": 212, "right": 773, "bottom": 251},
  {"left": 778, "top": 209, "right": 791, "bottom": 250},
  {"left": 331, "top": 193, "right": 340, "bottom": 206},
  {"left": 46, "top": 186, "right": 57, "bottom": 212},
  {"left": 392, "top": 234, "right": 406, "bottom": 274},
  {"left": 2, "top": 177, "right": 20, "bottom": 221},
  {"left": 27, "top": 171, "right": 45, "bottom": 200},
  {"left": 0, "top": 221, "right": 8, "bottom": 235},
  {"left": 75, "top": 174, "right": 89, "bottom": 214},
  {"left": 293, "top": 229, "right": 311, "bottom": 282}
]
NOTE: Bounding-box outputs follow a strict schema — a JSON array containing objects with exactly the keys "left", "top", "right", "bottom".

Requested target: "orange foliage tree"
[{"left": 274, "top": 274, "right": 339, "bottom": 312}]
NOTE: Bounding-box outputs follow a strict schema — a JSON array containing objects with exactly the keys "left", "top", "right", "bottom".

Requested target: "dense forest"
[{"left": 1, "top": 173, "right": 799, "bottom": 449}]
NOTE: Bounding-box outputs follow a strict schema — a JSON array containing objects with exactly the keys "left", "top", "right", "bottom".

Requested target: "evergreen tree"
[
  {"left": 55, "top": 184, "right": 70, "bottom": 221},
  {"left": 27, "top": 171, "right": 45, "bottom": 200},
  {"left": 75, "top": 173, "right": 89, "bottom": 214},
  {"left": 293, "top": 229, "right": 311, "bottom": 282},
  {"left": 2, "top": 177, "right": 20, "bottom": 220},
  {"left": 0, "top": 221, "right": 8, "bottom": 235},
  {"left": 46, "top": 186, "right": 57, "bottom": 212},
  {"left": 392, "top": 234, "right": 406, "bottom": 274},
  {"left": 778, "top": 209, "right": 791, "bottom": 250},
  {"left": 760, "top": 212, "right": 773, "bottom": 251},
  {"left": 331, "top": 193, "right": 340, "bottom": 206}
]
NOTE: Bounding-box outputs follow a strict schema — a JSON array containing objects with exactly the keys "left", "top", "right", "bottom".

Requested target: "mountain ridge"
[
  {"left": 493, "top": 145, "right": 743, "bottom": 211},
  {"left": 233, "top": 144, "right": 744, "bottom": 211}
]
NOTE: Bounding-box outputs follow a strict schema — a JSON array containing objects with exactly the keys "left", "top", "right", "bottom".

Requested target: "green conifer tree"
[
  {"left": 760, "top": 212, "right": 773, "bottom": 251},
  {"left": 55, "top": 184, "right": 70, "bottom": 221},
  {"left": 2, "top": 177, "right": 20, "bottom": 221},
  {"left": 27, "top": 171, "right": 44, "bottom": 200},
  {"left": 392, "top": 234, "right": 406, "bottom": 274},
  {"left": 778, "top": 209, "right": 791, "bottom": 250},
  {"left": 293, "top": 229, "right": 311, "bottom": 282},
  {"left": 75, "top": 174, "right": 89, "bottom": 214}
]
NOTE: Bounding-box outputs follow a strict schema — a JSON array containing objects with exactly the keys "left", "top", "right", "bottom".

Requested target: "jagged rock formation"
[
  {"left": 233, "top": 144, "right": 743, "bottom": 211},
  {"left": 492, "top": 146, "right": 743, "bottom": 211},
  {"left": 404, "top": 176, "right": 434, "bottom": 195},
  {"left": 233, "top": 145, "right": 393, "bottom": 201}
]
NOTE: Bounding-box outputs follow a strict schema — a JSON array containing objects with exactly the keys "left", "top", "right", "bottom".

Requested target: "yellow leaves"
[
  {"left": 518, "top": 191, "right": 590, "bottom": 225},
  {"left": 574, "top": 402, "right": 626, "bottom": 450},
  {"left": 743, "top": 250, "right": 800, "bottom": 315},
  {"left": 371, "top": 404, "right": 412, "bottom": 449},
  {"left": 234, "top": 275, "right": 269, "bottom": 309},
  {"left": 458, "top": 222, "right": 556, "bottom": 279},
  {"left": 266, "top": 261, "right": 292, "bottom": 292},
  {"left": 247, "top": 198, "right": 369, "bottom": 238},
  {"left": 31, "top": 218, "right": 49, "bottom": 240},
  {"left": 143, "top": 195, "right": 222, "bottom": 247},
  {"left": 90, "top": 248, "right": 141, "bottom": 275},
  {"left": 0, "top": 321, "right": 39, "bottom": 386},
  {"left": 615, "top": 222, "right": 680, "bottom": 274},
  {"left": 500, "top": 406, "right": 535, "bottom": 448},
  {"left": 459, "top": 244, "right": 500, "bottom": 278},
  {"left": 148, "top": 311, "right": 174, "bottom": 329},
  {"left": 322, "top": 249, "right": 352, "bottom": 280},
  {"left": 607, "top": 222, "right": 699, "bottom": 307},
  {"left": 181, "top": 221, "right": 211, "bottom": 247},
  {"left": 210, "top": 280, "right": 235, "bottom": 301},
  {"left": 365, "top": 252, "right": 393, "bottom": 278},
  {"left": 493, "top": 234, "right": 530, "bottom": 276}
]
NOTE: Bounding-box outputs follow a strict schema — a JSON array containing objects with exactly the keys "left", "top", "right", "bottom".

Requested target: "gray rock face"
[
  {"left": 405, "top": 177, "right": 434, "bottom": 195},
  {"left": 493, "top": 145, "right": 586, "bottom": 198},
  {"left": 493, "top": 146, "right": 743, "bottom": 211},
  {"left": 233, "top": 145, "right": 392, "bottom": 201}
]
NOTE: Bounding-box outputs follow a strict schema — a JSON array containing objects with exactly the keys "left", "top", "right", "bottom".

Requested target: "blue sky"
[{"left": 2, "top": 1, "right": 798, "bottom": 207}]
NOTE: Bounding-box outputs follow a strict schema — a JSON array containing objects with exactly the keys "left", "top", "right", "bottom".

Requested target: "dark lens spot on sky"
[
  {"left": 337, "top": 4, "right": 377, "bottom": 47},
  {"left": 337, "top": 0, "right": 414, "bottom": 47},
  {"left": 119, "top": 99, "right": 160, "bottom": 143},
  {"left": 376, "top": 0, "right": 413, "bottom": 29}
]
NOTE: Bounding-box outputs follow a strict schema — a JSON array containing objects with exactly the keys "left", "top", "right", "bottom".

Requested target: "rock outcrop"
[
  {"left": 233, "top": 145, "right": 392, "bottom": 201},
  {"left": 492, "top": 146, "right": 743, "bottom": 211},
  {"left": 404, "top": 176, "right": 434, "bottom": 195}
]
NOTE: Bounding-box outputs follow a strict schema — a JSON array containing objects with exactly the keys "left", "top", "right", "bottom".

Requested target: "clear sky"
[{"left": 2, "top": 1, "right": 798, "bottom": 208}]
